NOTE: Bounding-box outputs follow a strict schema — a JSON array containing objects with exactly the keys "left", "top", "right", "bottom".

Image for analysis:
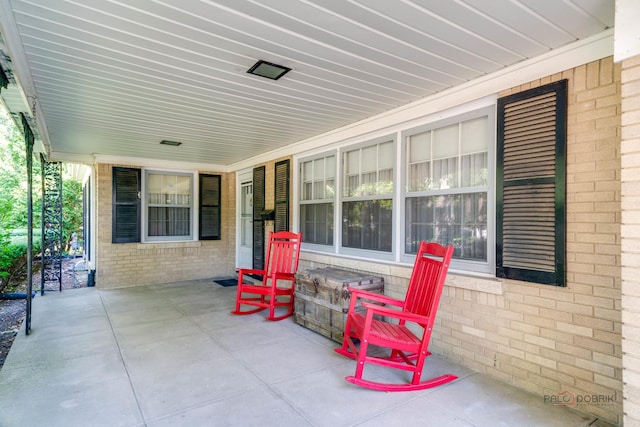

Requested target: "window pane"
[
  {"left": 461, "top": 116, "right": 488, "bottom": 154},
  {"left": 433, "top": 157, "right": 458, "bottom": 189},
  {"left": 433, "top": 124, "right": 459, "bottom": 158},
  {"left": 361, "top": 145, "right": 376, "bottom": 171},
  {"left": 312, "top": 181, "right": 324, "bottom": 200},
  {"left": 379, "top": 168, "right": 393, "bottom": 192},
  {"left": 342, "top": 200, "right": 392, "bottom": 252},
  {"left": 302, "top": 160, "right": 313, "bottom": 181},
  {"left": 361, "top": 171, "right": 376, "bottom": 195},
  {"left": 301, "top": 161, "right": 312, "bottom": 201},
  {"left": 325, "top": 178, "right": 335, "bottom": 199},
  {"left": 312, "top": 158, "right": 324, "bottom": 180},
  {"left": 408, "top": 162, "right": 430, "bottom": 191},
  {"left": 461, "top": 192, "right": 487, "bottom": 261},
  {"left": 408, "top": 131, "right": 431, "bottom": 163},
  {"left": 345, "top": 149, "right": 359, "bottom": 175},
  {"left": 148, "top": 207, "right": 190, "bottom": 237},
  {"left": 300, "top": 203, "right": 334, "bottom": 245},
  {"left": 404, "top": 196, "right": 435, "bottom": 254},
  {"left": 148, "top": 173, "right": 190, "bottom": 205},
  {"left": 405, "top": 193, "right": 486, "bottom": 260},
  {"left": 461, "top": 152, "right": 488, "bottom": 187},
  {"left": 407, "top": 131, "right": 431, "bottom": 191},
  {"left": 379, "top": 141, "right": 394, "bottom": 169},
  {"left": 343, "top": 142, "right": 394, "bottom": 197},
  {"left": 326, "top": 155, "right": 335, "bottom": 179},
  {"left": 345, "top": 174, "right": 359, "bottom": 197}
]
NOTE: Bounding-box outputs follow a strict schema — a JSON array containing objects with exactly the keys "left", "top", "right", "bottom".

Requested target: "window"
[
  {"left": 145, "top": 171, "right": 193, "bottom": 241},
  {"left": 342, "top": 140, "right": 394, "bottom": 252},
  {"left": 112, "top": 168, "right": 222, "bottom": 244},
  {"left": 295, "top": 107, "right": 493, "bottom": 270},
  {"left": 299, "top": 154, "right": 335, "bottom": 246},
  {"left": 403, "top": 109, "right": 493, "bottom": 272}
]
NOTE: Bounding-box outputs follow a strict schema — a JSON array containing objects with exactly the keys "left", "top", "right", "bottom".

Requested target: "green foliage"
[
  {"left": 62, "top": 178, "right": 83, "bottom": 247},
  {"left": 0, "top": 231, "right": 27, "bottom": 292},
  {"left": 0, "top": 107, "right": 84, "bottom": 287},
  {"left": 0, "top": 108, "right": 42, "bottom": 230},
  {"left": 9, "top": 228, "right": 42, "bottom": 246}
]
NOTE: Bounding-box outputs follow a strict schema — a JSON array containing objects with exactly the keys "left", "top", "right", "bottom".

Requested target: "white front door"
[{"left": 237, "top": 171, "right": 253, "bottom": 269}]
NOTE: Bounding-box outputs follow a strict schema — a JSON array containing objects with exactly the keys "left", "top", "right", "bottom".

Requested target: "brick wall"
[
  {"left": 621, "top": 54, "right": 640, "bottom": 425},
  {"left": 471, "top": 57, "right": 622, "bottom": 424},
  {"left": 299, "top": 57, "right": 623, "bottom": 424},
  {"left": 95, "top": 163, "right": 237, "bottom": 288}
]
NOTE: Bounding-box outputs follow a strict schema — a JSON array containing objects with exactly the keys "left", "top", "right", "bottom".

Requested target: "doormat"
[
  {"left": 213, "top": 278, "right": 252, "bottom": 287},
  {"left": 214, "top": 278, "right": 238, "bottom": 287}
]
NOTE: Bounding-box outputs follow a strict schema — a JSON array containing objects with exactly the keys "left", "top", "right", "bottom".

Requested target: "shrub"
[
  {"left": 0, "top": 230, "right": 41, "bottom": 293},
  {"left": 0, "top": 240, "right": 27, "bottom": 293}
]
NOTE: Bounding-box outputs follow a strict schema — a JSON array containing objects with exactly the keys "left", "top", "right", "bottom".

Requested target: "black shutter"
[
  {"left": 112, "top": 167, "right": 140, "bottom": 243},
  {"left": 496, "top": 80, "right": 567, "bottom": 286},
  {"left": 274, "top": 159, "right": 290, "bottom": 232},
  {"left": 253, "top": 166, "right": 265, "bottom": 271},
  {"left": 199, "top": 174, "right": 221, "bottom": 240}
]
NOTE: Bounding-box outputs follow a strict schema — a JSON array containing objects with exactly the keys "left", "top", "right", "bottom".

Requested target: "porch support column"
[
  {"left": 21, "top": 114, "right": 34, "bottom": 335},
  {"left": 40, "top": 157, "right": 63, "bottom": 294},
  {"left": 617, "top": 0, "right": 640, "bottom": 423}
]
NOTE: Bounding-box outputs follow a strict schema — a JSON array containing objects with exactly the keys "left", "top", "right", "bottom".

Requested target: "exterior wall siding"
[
  {"left": 95, "top": 163, "right": 237, "bottom": 288},
  {"left": 298, "top": 57, "right": 622, "bottom": 425},
  {"left": 621, "top": 54, "right": 640, "bottom": 426}
]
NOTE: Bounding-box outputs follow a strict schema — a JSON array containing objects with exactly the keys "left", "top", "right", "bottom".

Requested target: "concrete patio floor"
[{"left": 0, "top": 280, "right": 616, "bottom": 427}]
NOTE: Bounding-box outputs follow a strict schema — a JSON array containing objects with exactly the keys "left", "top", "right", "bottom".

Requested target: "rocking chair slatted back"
[
  {"left": 403, "top": 243, "right": 453, "bottom": 319},
  {"left": 267, "top": 232, "right": 300, "bottom": 275}
]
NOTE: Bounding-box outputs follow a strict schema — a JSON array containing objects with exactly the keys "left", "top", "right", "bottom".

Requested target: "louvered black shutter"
[
  {"left": 199, "top": 174, "right": 221, "bottom": 240},
  {"left": 112, "top": 167, "right": 140, "bottom": 243},
  {"left": 496, "top": 80, "right": 567, "bottom": 286},
  {"left": 253, "top": 166, "right": 266, "bottom": 271},
  {"left": 274, "top": 159, "right": 290, "bottom": 232}
]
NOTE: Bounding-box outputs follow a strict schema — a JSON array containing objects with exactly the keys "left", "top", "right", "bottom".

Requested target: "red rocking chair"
[
  {"left": 335, "top": 241, "right": 456, "bottom": 391},
  {"left": 231, "top": 231, "right": 301, "bottom": 321}
]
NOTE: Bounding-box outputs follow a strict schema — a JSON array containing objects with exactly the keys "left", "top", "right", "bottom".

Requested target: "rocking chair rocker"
[
  {"left": 231, "top": 231, "right": 301, "bottom": 321},
  {"left": 335, "top": 241, "right": 456, "bottom": 391}
]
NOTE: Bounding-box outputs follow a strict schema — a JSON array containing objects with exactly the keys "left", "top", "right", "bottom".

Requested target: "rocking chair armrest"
[
  {"left": 347, "top": 287, "right": 404, "bottom": 307},
  {"left": 270, "top": 272, "right": 295, "bottom": 280},
  {"left": 361, "top": 302, "right": 429, "bottom": 325},
  {"left": 238, "top": 268, "right": 266, "bottom": 277}
]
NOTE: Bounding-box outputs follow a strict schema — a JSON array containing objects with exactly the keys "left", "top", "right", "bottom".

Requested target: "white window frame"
[
  {"left": 401, "top": 106, "right": 495, "bottom": 273},
  {"left": 298, "top": 151, "right": 337, "bottom": 251},
  {"left": 293, "top": 101, "right": 496, "bottom": 273},
  {"left": 142, "top": 169, "right": 196, "bottom": 242},
  {"left": 339, "top": 135, "right": 396, "bottom": 260}
]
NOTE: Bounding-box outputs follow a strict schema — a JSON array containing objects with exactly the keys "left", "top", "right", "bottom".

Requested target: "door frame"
[{"left": 236, "top": 168, "right": 253, "bottom": 269}]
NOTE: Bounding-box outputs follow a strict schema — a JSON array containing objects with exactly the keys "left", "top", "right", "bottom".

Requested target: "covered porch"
[{"left": 0, "top": 283, "right": 614, "bottom": 427}]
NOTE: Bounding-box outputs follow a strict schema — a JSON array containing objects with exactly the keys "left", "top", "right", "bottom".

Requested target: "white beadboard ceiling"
[{"left": 0, "top": 0, "right": 614, "bottom": 167}]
